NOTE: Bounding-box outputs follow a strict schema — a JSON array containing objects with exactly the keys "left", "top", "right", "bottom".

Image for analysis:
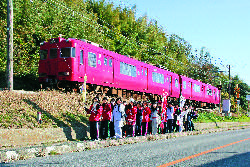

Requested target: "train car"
[
  {"left": 114, "top": 54, "right": 147, "bottom": 92},
  {"left": 39, "top": 38, "right": 78, "bottom": 86},
  {"left": 147, "top": 66, "right": 169, "bottom": 96},
  {"left": 39, "top": 37, "right": 220, "bottom": 107}
]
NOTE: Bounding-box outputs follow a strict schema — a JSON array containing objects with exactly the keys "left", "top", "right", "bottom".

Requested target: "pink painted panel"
[
  {"left": 171, "top": 73, "right": 180, "bottom": 98},
  {"left": 180, "top": 75, "right": 192, "bottom": 100}
]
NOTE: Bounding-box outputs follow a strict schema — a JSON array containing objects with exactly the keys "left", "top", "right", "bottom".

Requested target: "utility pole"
[{"left": 6, "top": 0, "right": 14, "bottom": 91}]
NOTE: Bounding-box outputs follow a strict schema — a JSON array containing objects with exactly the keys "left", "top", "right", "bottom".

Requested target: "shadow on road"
[{"left": 197, "top": 152, "right": 250, "bottom": 167}]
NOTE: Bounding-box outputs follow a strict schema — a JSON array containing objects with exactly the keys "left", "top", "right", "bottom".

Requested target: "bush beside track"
[{"left": 194, "top": 110, "right": 250, "bottom": 123}]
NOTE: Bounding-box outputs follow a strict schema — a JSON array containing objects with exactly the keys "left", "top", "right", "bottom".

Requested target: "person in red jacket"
[
  {"left": 86, "top": 97, "right": 103, "bottom": 140},
  {"left": 100, "top": 97, "right": 112, "bottom": 139},
  {"left": 125, "top": 98, "right": 137, "bottom": 137},
  {"left": 141, "top": 101, "right": 151, "bottom": 136}
]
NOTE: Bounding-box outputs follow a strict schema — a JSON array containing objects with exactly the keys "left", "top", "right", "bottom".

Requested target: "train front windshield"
[{"left": 60, "top": 47, "right": 75, "bottom": 58}]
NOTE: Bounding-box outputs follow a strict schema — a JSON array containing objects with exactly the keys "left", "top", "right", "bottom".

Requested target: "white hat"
[{"left": 129, "top": 98, "right": 135, "bottom": 103}]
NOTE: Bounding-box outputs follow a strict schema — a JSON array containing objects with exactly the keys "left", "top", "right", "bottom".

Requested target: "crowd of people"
[{"left": 85, "top": 96, "right": 198, "bottom": 140}]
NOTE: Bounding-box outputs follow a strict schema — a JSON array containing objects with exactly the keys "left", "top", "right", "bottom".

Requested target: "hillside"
[
  {"left": 0, "top": 90, "right": 92, "bottom": 129},
  {"left": 0, "top": 90, "right": 249, "bottom": 129}
]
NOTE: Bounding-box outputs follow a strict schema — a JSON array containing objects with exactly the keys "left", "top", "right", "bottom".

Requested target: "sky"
[{"left": 109, "top": 0, "right": 250, "bottom": 86}]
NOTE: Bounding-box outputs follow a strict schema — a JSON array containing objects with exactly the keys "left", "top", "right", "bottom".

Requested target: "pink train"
[{"left": 38, "top": 37, "right": 220, "bottom": 107}]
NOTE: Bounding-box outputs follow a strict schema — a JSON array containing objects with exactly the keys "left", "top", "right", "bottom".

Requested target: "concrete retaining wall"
[{"left": 194, "top": 122, "right": 250, "bottom": 131}]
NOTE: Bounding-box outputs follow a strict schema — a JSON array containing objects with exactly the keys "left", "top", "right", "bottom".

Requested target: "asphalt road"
[{"left": 1, "top": 128, "right": 250, "bottom": 167}]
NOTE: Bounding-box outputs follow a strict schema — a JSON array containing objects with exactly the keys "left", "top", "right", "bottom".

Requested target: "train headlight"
[{"left": 58, "top": 72, "right": 70, "bottom": 76}]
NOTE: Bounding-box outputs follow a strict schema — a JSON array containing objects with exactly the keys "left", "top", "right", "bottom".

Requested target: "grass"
[
  {"left": 193, "top": 110, "right": 250, "bottom": 123},
  {"left": 0, "top": 90, "right": 93, "bottom": 129},
  {"left": 49, "top": 150, "right": 60, "bottom": 155}
]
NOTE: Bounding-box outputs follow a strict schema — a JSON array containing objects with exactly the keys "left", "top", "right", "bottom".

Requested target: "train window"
[
  {"left": 49, "top": 48, "right": 57, "bottom": 59},
  {"left": 72, "top": 48, "right": 75, "bottom": 57},
  {"left": 109, "top": 59, "right": 112, "bottom": 67},
  {"left": 98, "top": 60, "right": 101, "bottom": 65},
  {"left": 145, "top": 70, "right": 147, "bottom": 76},
  {"left": 175, "top": 79, "right": 178, "bottom": 88},
  {"left": 207, "top": 89, "right": 212, "bottom": 95},
  {"left": 80, "top": 50, "right": 83, "bottom": 64},
  {"left": 104, "top": 57, "right": 108, "bottom": 66},
  {"left": 193, "top": 84, "right": 201, "bottom": 92},
  {"left": 40, "top": 50, "right": 48, "bottom": 60},
  {"left": 131, "top": 66, "right": 137, "bottom": 77},
  {"left": 152, "top": 72, "right": 164, "bottom": 84},
  {"left": 60, "top": 47, "right": 75, "bottom": 58},
  {"left": 128, "top": 65, "right": 132, "bottom": 76},
  {"left": 88, "top": 52, "right": 96, "bottom": 67},
  {"left": 142, "top": 69, "right": 143, "bottom": 76},
  {"left": 183, "top": 81, "right": 186, "bottom": 89},
  {"left": 120, "top": 62, "right": 136, "bottom": 77}
]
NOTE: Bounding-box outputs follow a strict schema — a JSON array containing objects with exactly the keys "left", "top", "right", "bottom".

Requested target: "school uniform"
[
  {"left": 166, "top": 106, "right": 174, "bottom": 133},
  {"left": 112, "top": 104, "right": 125, "bottom": 139},
  {"left": 126, "top": 106, "right": 137, "bottom": 137},
  {"left": 100, "top": 103, "right": 112, "bottom": 139},
  {"left": 135, "top": 107, "right": 143, "bottom": 136},
  {"left": 141, "top": 107, "right": 151, "bottom": 136},
  {"left": 109, "top": 102, "right": 115, "bottom": 137},
  {"left": 87, "top": 103, "right": 103, "bottom": 140},
  {"left": 178, "top": 110, "right": 186, "bottom": 132},
  {"left": 151, "top": 107, "right": 158, "bottom": 135},
  {"left": 173, "top": 107, "right": 181, "bottom": 132}
]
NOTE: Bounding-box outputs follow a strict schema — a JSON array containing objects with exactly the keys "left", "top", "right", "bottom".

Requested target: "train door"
[
  {"left": 142, "top": 67, "right": 148, "bottom": 91},
  {"left": 85, "top": 49, "right": 98, "bottom": 84},
  {"left": 78, "top": 50, "right": 85, "bottom": 79},
  {"left": 169, "top": 75, "right": 172, "bottom": 96},
  {"left": 164, "top": 74, "right": 170, "bottom": 96},
  {"left": 103, "top": 55, "right": 114, "bottom": 84}
]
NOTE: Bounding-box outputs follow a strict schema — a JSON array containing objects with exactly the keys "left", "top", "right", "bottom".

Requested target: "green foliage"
[{"left": 194, "top": 111, "right": 250, "bottom": 123}]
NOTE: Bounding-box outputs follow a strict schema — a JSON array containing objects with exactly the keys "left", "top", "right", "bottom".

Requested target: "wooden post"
[{"left": 6, "top": 0, "right": 13, "bottom": 91}]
